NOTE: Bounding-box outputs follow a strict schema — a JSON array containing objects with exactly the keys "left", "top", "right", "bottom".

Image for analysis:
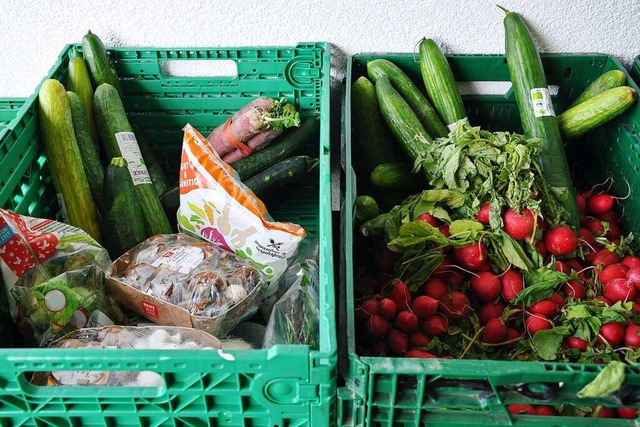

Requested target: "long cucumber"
[{"left": 67, "top": 48, "right": 100, "bottom": 150}]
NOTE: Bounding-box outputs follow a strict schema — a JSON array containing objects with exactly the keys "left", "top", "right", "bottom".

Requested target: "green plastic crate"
[
  {"left": 631, "top": 56, "right": 640, "bottom": 87},
  {"left": 0, "top": 43, "right": 336, "bottom": 427},
  {"left": 341, "top": 52, "right": 640, "bottom": 426},
  {"left": 0, "top": 99, "right": 25, "bottom": 132}
]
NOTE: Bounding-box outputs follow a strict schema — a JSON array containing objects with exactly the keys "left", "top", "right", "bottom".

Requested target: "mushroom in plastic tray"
[
  {"left": 31, "top": 325, "right": 222, "bottom": 386},
  {"left": 106, "top": 234, "right": 266, "bottom": 337}
]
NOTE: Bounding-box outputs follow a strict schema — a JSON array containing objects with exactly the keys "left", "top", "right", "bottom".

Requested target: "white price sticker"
[
  {"left": 530, "top": 88, "right": 556, "bottom": 118},
  {"left": 151, "top": 246, "right": 205, "bottom": 274},
  {"left": 115, "top": 132, "right": 152, "bottom": 186}
]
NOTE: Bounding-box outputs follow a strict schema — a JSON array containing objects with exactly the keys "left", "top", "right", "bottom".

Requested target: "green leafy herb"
[
  {"left": 577, "top": 361, "right": 626, "bottom": 398},
  {"left": 531, "top": 326, "right": 571, "bottom": 361},
  {"left": 510, "top": 267, "right": 569, "bottom": 306}
]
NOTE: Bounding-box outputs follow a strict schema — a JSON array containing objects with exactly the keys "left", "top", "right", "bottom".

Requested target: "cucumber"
[
  {"left": 232, "top": 117, "right": 318, "bottom": 179},
  {"left": 93, "top": 83, "right": 172, "bottom": 236},
  {"left": 569, "top": 70, "right": 627, "bottom": 109},
  {"left": 559, "top": 86, "right": 637, "bottom": 139},
  {"left": 159, "top": 184, "right": 180, "bottom": 226},
  {"left": 375, "top": 76, "right": 433, "bottom": 165},
  {"left": 67, "top": 47, "right": 99, "bottom": 150},
  {"left": 67, "top": 91, "right": 104, "bottom": 210},
  {"left": 38, "top": 80, "right": 101, "bottom": 242},
  {"left": 370, "top": 162, "right": 426, "bottom": 191},
  {"left": 368, "top": 59, "right": 447, "bottom": 138},
  {"left": 502, "top": 9, "right": 580, "bottom": 230},
  {"left": 243, "top": 156, "right": 319, "bottom": 200},
  {"left": 82, "top": 30, "right": 123, "bottom": 95},
  {"left": 132, "top": 124, "right": 168, "bottom": 197},
  {"left": 418, "top": 38, "right": 467, "bottom": 128},
  {"left": 360, "top": 213, "right": 388, "bottom": 238},
  {"left": 103, "top": 157, "right": 146, "bottom": 258},
  {"left": 352, "top": 77, "right": 397, "bottom": 174},
  {"left": 355, "top": 195, "right": 380, "bottom": 223}
]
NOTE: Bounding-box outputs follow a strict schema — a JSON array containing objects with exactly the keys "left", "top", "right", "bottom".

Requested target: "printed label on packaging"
[
  {"left": 447, "top": 116, "right": 470, "bottom": 132},
  {"left": 0, "top": 224, "right": 14, "bottom": 246},
  {"left": 52, "top": 370, "right": 110, "bottom": 386},
  {"left": 115, "top": 132, "right": 152, "bottom": 186},
  {"left": 87, "top": 310, "right": 114, "bottom": 328},
  {"left": 530, "top": 88, "right": 556, "bottom": 117},
  {"left": 151, "top": 246, "right": 205, "bottom": 274},
  {"left": 141, "top": 300, "right": 160, "bottom": 319},
  {"left": 56, "top": 193, "right": 69, "bottom": 223}
]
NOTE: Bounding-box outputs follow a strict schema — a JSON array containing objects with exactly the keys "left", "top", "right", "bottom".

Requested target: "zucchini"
[
  {"left": 355, "top": 195, "right": 380, "bottom": 223},
  {"left": 67, "top": 47, "right": 99, "bottom": 150},
  {"left": 93, "top": 83, "right": 172, "bottom": 236},
  {"left": 367, "top": 59, "right": 447, "bottom": 138},
  {"left": 132, "top": 124, "right": 168, "bottom": 197},
  {"left": 502, "top": 9, "right": 580, "bottom": 230},
  {"left": 67, "top": 91, "right": 104, "bottom": 209},
  {"left": 38, "top": 80, "right": 101, "bottom": 242},
  {"left": 418, "top": 38, "right": 467, "bottom": 128},
  {"left": 360, "top": 213, "right": 388, "bottom": 238},
  {"left": 232, "top": 117, "right": 318, "bottom": 179},
  {"left": 370, "top": 162, "right": 426, "bottom": 191},
  {"left": 243, "top": 156, "right": 319, "bottom": 200},
  {"left": 159, "top": 184, "right": 180, "bottom": 227},
  {"left": 559, "top": 86, "right": 637, "bottom": 139},
  {"left": 82, "top": 30, "right": 123, "bottom": 95},
  {"left": 375, "top": 76, "right": 432, "bottom": 164},
  {"left": 568, "top": 70, "right": 627, "bottom": 109},
  {"left": 352, "top": 77, "right": 397, "bottom": 174},
  {"left": 103, "top": 157, "right": 146, "bottom": 258}
]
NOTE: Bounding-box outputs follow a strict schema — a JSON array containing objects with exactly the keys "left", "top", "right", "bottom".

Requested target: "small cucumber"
[
  {"left": 360, "top": 213, "right": 388, "bottom": 238},
  {"left": 370, "top": 162, "right": 426, "bottom": 191},
  {"left": 355, "top": 195, "right": 380, "bottom": 223},
  {"left": 133, "top": 124, "right": 168, "bottom": 197},
  {"left": 243, "top": 156, "right": 319, "bottom": 200},
  {"left": 568, "top": 70, "right": 627, "bottom": 109},
  {"left": 67, "top": 47, "right": 100, "bottom": 150},
  {"left": 82, "top": 30, "right": 123, "bottom": 95},
  {"left": 368, "top": 59, "right": 447, "bottom": 138}
]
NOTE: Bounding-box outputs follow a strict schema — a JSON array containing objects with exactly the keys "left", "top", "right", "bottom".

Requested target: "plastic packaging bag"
[
  {"left": 177, "top": 124, "right": 305, "bottom": 281},
  {"left": 0, "top": 209, "right": 123, "bottom": 347},
  {"left": 32, "top": 325, "right": 222, "bottom": 386}
]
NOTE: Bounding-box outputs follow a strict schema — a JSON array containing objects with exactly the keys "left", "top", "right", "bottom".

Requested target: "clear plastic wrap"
[
  {"left": 108, "top": 234, "right": 265, "bottom": 337},
  {"left": 0, "top": 209, "right": 124, "bottom": 347}
]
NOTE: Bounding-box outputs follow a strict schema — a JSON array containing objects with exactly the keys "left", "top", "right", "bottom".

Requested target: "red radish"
[
  {"left": 565, "top": 258, "right": 584, "bottom": 273},
  {"left": 578, "top": 228, "right": 595, "bottom": 249},
  {"left": 606, "top": 223, "right": 622, "bottom": 240},
  {"left": 597, "top": 263, "right": 629, "bottom": 284},
  {"left": 422, "top": 315, "right": 447, "bottom": 337},
  {"left": 356, "top": 299, "right": 379, "bottom": 322},
  {"left": 371, "top": 340, "right": 389, "bottom": 356},
  {"left": 585, "top": 219, "right": 606, "bottom": 237},
  {"left": 623, "top": 256, "right": 640, "bottom": 269},
  {"left": 551, "top": 292, "right": 566, "bottom": 309},
  {"left": 535, "top": 406, "right": 558, "bottom": 416},
  {"left": 501, "top": 270, "right": 524, "bottom": 302},
  {"left": 438, "top": 224, "right": 451, "bottom": 237},
  {"left": 396, "top": 310, "right": 419, "bottom": 333},
  {"left": 417, "top": 213, "right": 440, "bottom": 227},
  {"left": 594, "top": 296, "right": 612, "bottom": 306},
  {"left": 555, "top": 260, "right": 570, "bottom": 274},
  {"left": 588, "top": 193, "right": 615, "bottom": 214},
  {"left": 576, "top": 193, "right": 587, "bottom": 213},
  {"left": 529, "top": 299, "right": 558, "bottom": 318},
  {"left": 478, "top": 301, "right": 505, "bottom": 325},
  {"left": 453, "top": 242, "right": 488, "bottom": 271},
  {"left": 525, "top": 314, "right": 552, "bottom": 335},
  {"left": 409, "top": 331, "right": 431, "bottom": 347},
  {"left": 478, "top": 262, "right": 493, "bottom": 272},
  {"left": 634, "top": 302, "right": 640, "bottom": 314},
  {"left": 505, "top": 327, "right": 522, "bottom": 342},
  {"left": 590, "top": 406, "right": 617, "bottom": 418},
  {"left": 476, "top": 203, "right": 491, "bottom": 224},
  {"left": 617, "top": 407, "right": 638, "bottom": 419},
  {"left": 470, "top": 272, "right": 501, "bottom": 301},
  {"left": 603, "top": 278, "right": 636, "bottom": 303},
  {"left": 367, "top": 315, "right": 390, "bottom": 337},
  {"left": 375, "top": 247, "right": 396, "bottom": 272},
  {"left": 411, "top": 296, "right": 438, "bottom": 319},
  {"left": 544, "top": 226, "right": 578, "bottom": 256},
  {"left": 563, "top": 280, "right": 586, "bottom": 300},
  {"left": 482, "top": 318, "right": 507, "bottom": 343},
  {"left": 598, "top": 322, "right": 625, "bottom": 346},
  {"left": 405, "top": 349, "right": 437, "bottom": 358},
  {"left": 387, "top": 329, "right": 409, "bottom": 355},
  {"left": 535, "top": 240, "right": 548, "bottom": 258},
  {"left": 624, "top": 324, "right": 640, "bottom": 348},
  {"left": 591, "top": 249, "right": 619, "bottom": 268},
  {"left": 567, "top": 336, "right": 588, "bottom": 351},
  {"left": 503, "top": 209, "right": 535, "bottom": 240},
  {"left": 508, "top": 404, "right": 536, "bottom": 415},
  {"left": 627, "top": 267, "right": 640, "bottom": 290},
  {"left": 439, "top": 292, "right": 470, "bottom": 320},
  {"left": 378, "top": 298, "right": 397, "bottom": 318},
  {"left": 422, "top": 278, "right": 448, "bottom": 299},
  {"left": 390, "top": 281, "right": 412, "bottom": 310},
  {"left": 597, "top": 210, "right": 618, "bottom": 223}
]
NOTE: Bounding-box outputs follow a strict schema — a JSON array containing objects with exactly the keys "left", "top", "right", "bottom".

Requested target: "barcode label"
[
  {"left": 115, "top": 132, "right": 152, "bottom": 186},
  {"left": 530, "top": 88, "right": 556, "bottom": 117}
]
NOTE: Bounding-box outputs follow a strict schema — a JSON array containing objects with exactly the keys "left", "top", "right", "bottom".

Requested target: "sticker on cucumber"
[
  {"left": 530, "top": 88, "right": 555, "bottom": 117},
  {"left": 115, "top": 132, "right": 152, "bottom": 186}
]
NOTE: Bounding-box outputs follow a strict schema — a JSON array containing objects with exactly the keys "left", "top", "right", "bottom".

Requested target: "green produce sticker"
[{"left": 530, "top": 88, "right": 556, "bottom": 118}]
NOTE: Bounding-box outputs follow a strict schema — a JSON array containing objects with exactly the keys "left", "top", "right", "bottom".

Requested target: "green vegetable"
[
  {"left": 355, "top": 196, "right": 380, "bottom": 223},
  {"left": 375, "top": 76, "right": 433, "bottom": 166},
  {"left": 243, "top": 156, "right": 319, "bottom": 200},
  {"left": 67, "top": 47, "right": 100, "bottom": 150},
  {"left": 38, "top": 79, "right": 102, "bottom": 242},
  {"left": 502, "top": 8, "right": 580, "bottom": 230},
  {"left": 569, "top": 70, "right": 627, "bottom": 108},
  {"left": 367, "top": 59, "right": 447, "bottom": 138},
  {"left": 103, "top": 157, "right": 147, "bottom": 258},
  {"left": 93, "top": 83, "right": 172, "bottom": 236},
  {"left": 418, "top": 38, "right": 467, "bottom": 127},
  {"left": 577, "top": 361, "right": 626, "bottom": 398},
  {"left": 132, "top": 125, "right": 168, "bottom": 197},
  {"left": 558, "top": 86, "right": 637, "bottom": 139},
  {"left": 511, "top": 267, "right": 569, "bottom": 306},
  {"left": 370, "top": 162, "right": 426, "bottom": 191},
  {"left": 82, "top": 30, "right": 123, "bottom": 95},
  {"left": 360, "top": 213, "right": 388, "bottom": 237},
  {"left": 531, "top": 326, "right": 571, "bottom": 361},
  {"left": 67, "top": 91, "right": 104, "bottom": 210}
]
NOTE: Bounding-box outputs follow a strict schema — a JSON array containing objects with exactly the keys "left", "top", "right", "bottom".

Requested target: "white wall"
[{"left": 1, "top": 0, "right": 640, "bottom": 97}]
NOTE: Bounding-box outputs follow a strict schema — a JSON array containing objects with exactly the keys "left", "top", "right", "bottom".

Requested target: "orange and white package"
[{"left": 177, "top": 124, "right": 306, "bottom": 281}]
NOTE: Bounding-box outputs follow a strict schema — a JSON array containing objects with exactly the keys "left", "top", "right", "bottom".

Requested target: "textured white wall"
[{"left": 1, "top": 0, "right": 640, "bottom": 97}]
